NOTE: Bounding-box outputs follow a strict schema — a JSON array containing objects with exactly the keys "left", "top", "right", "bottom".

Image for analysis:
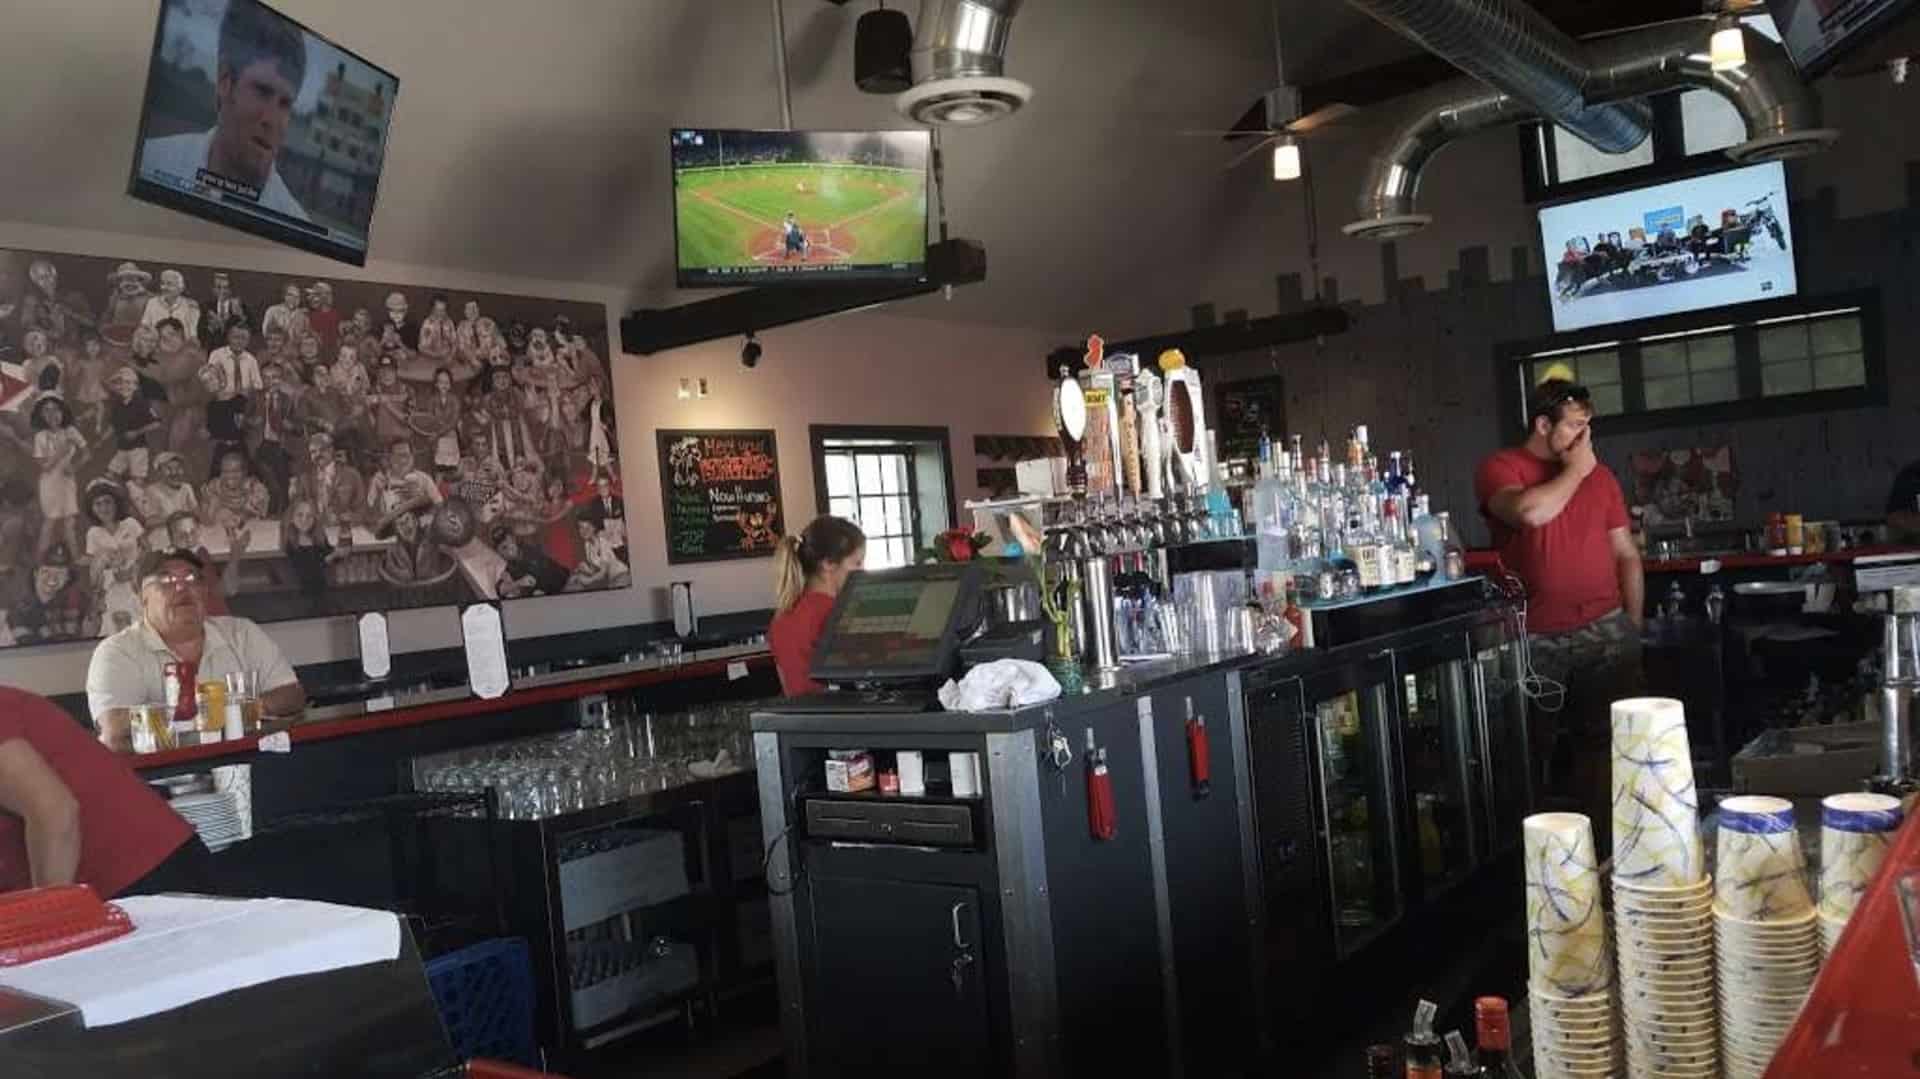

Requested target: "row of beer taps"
[{"left": 1043, "top": 493, "right": 1224, "bottom": 563}]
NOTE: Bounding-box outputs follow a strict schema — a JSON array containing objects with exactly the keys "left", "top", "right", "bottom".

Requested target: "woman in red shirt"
[
  {"left": 768, "top": 516, "right": 865, "bottom": 695},
  {"left": 0, "top": 687, "right": 213, "bottom": 897}
]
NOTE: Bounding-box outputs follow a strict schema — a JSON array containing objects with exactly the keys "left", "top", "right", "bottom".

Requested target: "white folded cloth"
[{"left": 937, "top": 659, "right": 1063, "bottom": 712}]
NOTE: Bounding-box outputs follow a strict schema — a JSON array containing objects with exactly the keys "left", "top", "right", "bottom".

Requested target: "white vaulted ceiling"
[{"left": 0, "top": 0, "right": 1421, "bottom": 338}]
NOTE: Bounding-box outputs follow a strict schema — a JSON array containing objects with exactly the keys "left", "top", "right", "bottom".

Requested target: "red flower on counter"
[{"left": 924, "top": 528, "right": 992, "bottom": 563}]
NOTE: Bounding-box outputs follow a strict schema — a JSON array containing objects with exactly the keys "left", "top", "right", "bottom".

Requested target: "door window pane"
[
  {"left": 856, "top": 454, "right": 882, "bottom": 493},
  {"left": 1690, "top": 369, "right": 1739, "bottom": 404},
  {"left": 825, "top": 454, "right": 855, "bottom": 498},
  {"left": 829, "top": 496, "right": 855, "bottom": 519},
  {"left": 1809, "top": 317, "right": 1862, "bottom": 356},
  {"left": 1813, "top": 352, "right": 1866, "bottom": 390},
  {"left": 1759, "top": 324, "right": 1810, "bottom": 362},
  {"left": 1762, "top": 361, "right": 1812, "bottom": 396},
  {"left": 1577, "top": 353, "right": 1620, "bottom": 385},
  {"left": 1689, "top": 334, "right": 1736, "bottom": 370},
  {"left": 1642, "top": 342, "right": 1688, "bottom": 379},
  {"left": 1587, "top": 384, "right": 1624, "bottom": 416},
  {"left": 1644, "top": 376, "right": 1691, "bottom": 410}
]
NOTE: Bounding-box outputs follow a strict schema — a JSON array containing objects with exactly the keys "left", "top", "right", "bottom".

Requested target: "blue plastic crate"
[{"left": 425, "top": 937, "right": 539, "bottom": 1067}]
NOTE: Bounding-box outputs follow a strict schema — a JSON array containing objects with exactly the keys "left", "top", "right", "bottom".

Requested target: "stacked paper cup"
[
  {"left": 1524, "top": 812, "right": 1617, "bottom": 1078},
  {"left": 1610, "top": 697, "right": 1716, "bottom": 1078},
  {"left": 1817, "top": 792, "right": 1904, "bottom": 956},
  {"left": 1714, "top": 795, "right": 1819, "bottom": 1079}
]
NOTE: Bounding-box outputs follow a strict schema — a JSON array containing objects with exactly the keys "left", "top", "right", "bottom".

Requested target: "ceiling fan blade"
[
  {"left": 1223, "top": 134, "right": 1282, "bottom": 171},
  {"left": 1175, "top": 128, "right": 1280, "bottom": 139},
  {"left": 1285, "top": 102, "right": 1359, "bottom": 134}
]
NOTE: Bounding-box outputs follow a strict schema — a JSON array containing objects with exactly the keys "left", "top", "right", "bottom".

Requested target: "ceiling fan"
[{"left": 1174, "top": 3, "right": 1357, "bottom": 177}]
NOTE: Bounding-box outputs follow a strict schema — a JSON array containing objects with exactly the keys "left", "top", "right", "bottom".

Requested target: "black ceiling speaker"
[{"left": 855, "top": 6, "right": 913, "bottom": 94}]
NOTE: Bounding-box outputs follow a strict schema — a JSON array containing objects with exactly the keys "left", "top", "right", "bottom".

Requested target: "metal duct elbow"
[
  {"left": 1343, "top": 0, "right": 1651, "bottom": 154},
  {"left": 1343, "top": 16, "right": 1838, "bottom": 240},
  {"left": 898, "top": 0, "right": 1033, "bottom": 126},
  {"left": 1343, "top": 78, "right": 1535, "bottom": 240},
  {"left": 1582, "top": 18, "right": 1837, "bottom": 163}
]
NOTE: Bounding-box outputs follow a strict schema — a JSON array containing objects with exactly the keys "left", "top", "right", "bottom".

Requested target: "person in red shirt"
[
  {"left": 0, "top": 687, "right": 213, "bottom": 897},
  {"left": 768, "top": 516, "right": 866, "bottom": 696},
  {"left": 1476, "top": 380, "right": 1644, "bottom": 839}
]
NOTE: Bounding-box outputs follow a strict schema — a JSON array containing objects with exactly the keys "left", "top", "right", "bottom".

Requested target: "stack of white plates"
[
  {"left": 1817, "top": 792, "right": 1903, "bottom": 957},
  {"left": 171, "top": 790, "right": 243, "bottom": 851},
  {"left": 1714, "top": 795, "right": 1820, "bottom": 1079},
  {"left": 1524, "top": 812, "right": 1617, "bottom": 1078},
  {"left": 1610, "top": 698, "right": 1716, "bottom": 1078}
]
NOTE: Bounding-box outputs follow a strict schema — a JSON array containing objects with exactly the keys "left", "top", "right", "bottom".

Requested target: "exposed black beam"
[{"left": 1042, "top": 306, "right": 1352, "bottom": 380}]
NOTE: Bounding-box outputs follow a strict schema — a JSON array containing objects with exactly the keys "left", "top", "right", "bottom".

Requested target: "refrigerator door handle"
[{"left": 950, "top": 899, "right": 971, "bottom": 949}]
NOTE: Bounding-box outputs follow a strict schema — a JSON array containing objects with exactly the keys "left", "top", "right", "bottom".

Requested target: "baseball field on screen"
[{"left": 674, "top": 164, "right": 928, "bottom": 270}]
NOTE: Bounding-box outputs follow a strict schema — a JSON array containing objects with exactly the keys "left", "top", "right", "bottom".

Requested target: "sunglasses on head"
[{"left": 1533, "top": 384, "right": 1591, "bottom": 419}]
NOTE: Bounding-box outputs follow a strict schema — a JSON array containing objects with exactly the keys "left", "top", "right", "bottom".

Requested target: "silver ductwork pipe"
[
  {"left": 1344, "top": 16, "right": 1837, "bottom": 240},
  {"left": 911, "top": 0, "right": 1023, "bottom": 82},
  {"left": 1343, "top": 0, "right": 1652, "bottom": 154},
  {"left": 898, "top": 0, "right": 1033, "bottom": 126},
  {"left": 1347, "top": 78, "right": 1536, "bottom": 239}
]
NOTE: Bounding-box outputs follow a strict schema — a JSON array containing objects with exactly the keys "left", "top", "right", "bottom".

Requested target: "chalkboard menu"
[
  {"left": 657, "top": 429, "right": 786, "bottom": 564},
  {"left": 1214, "top": 376, "right": 1287, "bottom": 464}
]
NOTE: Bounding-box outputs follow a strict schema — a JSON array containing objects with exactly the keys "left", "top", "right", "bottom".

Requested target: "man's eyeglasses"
[{"left": 143, "top": 572, "right": 202, "bottom": 591}]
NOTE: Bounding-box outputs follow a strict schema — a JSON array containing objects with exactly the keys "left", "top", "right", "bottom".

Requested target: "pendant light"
[
  {"left": 1271, "top": 137, "right": 1301, "bottom": 182},
  {"left": 1710, "top": 15, "right": 1747, "bottom": 72}
]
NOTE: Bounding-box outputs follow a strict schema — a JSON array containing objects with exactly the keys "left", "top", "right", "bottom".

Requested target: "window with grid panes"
[
  {"left": 1640, "top": 327, "right": 1739, "bottom": 410},
  {"left": 1530, "top": 346, "right": 1624, "bottom": 416},
  {"left": 823, "top": 449, "right": 919, "bottom": 570},
  {"left": 1759, "top": 312, "right": 1867, "bottom": 398}
]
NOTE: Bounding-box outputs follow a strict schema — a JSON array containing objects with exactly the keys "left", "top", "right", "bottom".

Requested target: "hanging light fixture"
[
  {"left": 1271, "top": 137, "right": 1301, "bottom": 182},
  {"left": 1710, "top": 15, "right": 1747, "bottom": 72}
]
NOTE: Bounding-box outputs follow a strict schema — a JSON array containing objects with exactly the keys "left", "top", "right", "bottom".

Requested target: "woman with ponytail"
[{"left": 769, "top": 515, "right": 865, "bottom": 695}]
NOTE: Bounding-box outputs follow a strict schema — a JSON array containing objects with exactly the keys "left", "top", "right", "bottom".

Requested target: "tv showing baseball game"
[
  {"left": 127, "top": 0, "right": 398, "bottom": 266},
  {"left": 1540, "top": 161, "right": 1797, "bottom": 334},
  {"left": 670, "top": 128, "right": 930, "bottom": 287}
]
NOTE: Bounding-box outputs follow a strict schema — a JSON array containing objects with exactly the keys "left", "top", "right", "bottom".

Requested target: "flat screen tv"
[
  {"left": 1540, "top": 161, "right": 1797, "bottom": 335},
  {"left": 127, "top": 0, "right": 398, "bottom": 266},
  {"left": 1767, "top": 0, "right": 1920, "bottom": 77},
  {"left": 671, "top": 128, "right": 930, "bottom": 287}
]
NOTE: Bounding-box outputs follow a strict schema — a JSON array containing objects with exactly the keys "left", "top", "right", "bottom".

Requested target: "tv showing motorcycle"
[{"left": 1539, "top": 161, "right": 1797, "bottom": 333}]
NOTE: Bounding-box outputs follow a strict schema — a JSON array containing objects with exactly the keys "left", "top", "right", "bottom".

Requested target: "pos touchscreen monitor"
[{"left": 808, "top": 563, "right": 982, "bottom": 685}]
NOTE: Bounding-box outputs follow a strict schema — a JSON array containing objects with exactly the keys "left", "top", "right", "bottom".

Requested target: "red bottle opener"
[
  {"left": 1185, "top": 699, "right": 1211, "bottom": 798},
  {"left": 1087, "top": 745, "right": 1116, "bottom": 841}
]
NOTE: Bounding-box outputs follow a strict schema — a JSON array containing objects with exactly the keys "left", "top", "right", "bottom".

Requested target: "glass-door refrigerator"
[
  {"left": 1470, "top": 620, "right": 1533, "bottom": 856},
  {"left": 1302, "top": 658, "right": 1403, "bottom": 958},
  {"left": 1389, "top": 635, "right": 1480, "bottom": 902}
]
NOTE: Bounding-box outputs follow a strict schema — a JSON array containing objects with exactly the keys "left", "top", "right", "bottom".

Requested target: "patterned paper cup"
[
  {"left": 1715, "top": 796, "right": 1815, "bottom": 922},
  {"left": 1611, "top": 698, "right": 1705, "bottom": 887},
  {"left": 1819, "top": 792, "right": 1903, "bottom": 922}
]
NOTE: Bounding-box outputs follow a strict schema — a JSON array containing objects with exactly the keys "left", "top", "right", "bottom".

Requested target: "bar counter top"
[
  {"left": 1641, "top": 543, "right": 1920, "bottom": 574},
  {"left": 128, "top": 641, "right": 773, "bottom": 773}
]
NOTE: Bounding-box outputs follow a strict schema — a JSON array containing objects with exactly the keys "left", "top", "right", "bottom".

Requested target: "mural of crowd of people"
[{"left": 0, "top": 247, "right": 629, "bottom": 647}]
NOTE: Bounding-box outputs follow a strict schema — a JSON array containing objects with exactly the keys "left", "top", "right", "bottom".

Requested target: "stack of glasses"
[
  {"left": 1609, "top": 697, "right": 1716, "bottom": 1078},
  {"left": 1817, "top": 791, "right": 1904, "bottom": 957},
  {"left": 1523, "top": 812, "right": 1617, "bottom": 1078},
  {"left": 1713, "top": 795, "right": 1819, "bottom": 1079}
]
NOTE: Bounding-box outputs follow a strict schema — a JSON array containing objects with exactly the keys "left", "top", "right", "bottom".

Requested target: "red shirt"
[
  {"left": 770, "top": 591, "right": 836, "bottom": 696},
  {"left": 1475, "top": 446, "right": 1629, "bottom": 634},
  {"left": 0, "top": 688, "right": 193, "bottom": 897}
]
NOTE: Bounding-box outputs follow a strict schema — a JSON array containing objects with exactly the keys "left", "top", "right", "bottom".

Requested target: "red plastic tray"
[{"left": 0, "top": 884, "right": 135, "bottom": 966}]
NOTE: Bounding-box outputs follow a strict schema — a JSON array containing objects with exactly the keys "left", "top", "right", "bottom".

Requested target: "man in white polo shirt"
[{"left": 86, "top": 548, "right": 305, "bottom": 751}]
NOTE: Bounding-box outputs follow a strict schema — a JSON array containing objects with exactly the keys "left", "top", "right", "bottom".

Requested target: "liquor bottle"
[
  {"left": 1402, "top": 450, "right": 1419, "bottom": 500},
  {"left": 1403, "top": 999, "right": 1443, "bottom": 1079},
  {"left": 1252, "top": 452, "right": 1292, "bottom": 579},
  {"left": 1436, "top": 511, "right": 1467, "bottom": 581},
  {"left": 1441, "top": 1030, "right": 1478, "bottom": 1077},
  {"left": 1384, "top": 450, "right": 1409, "bottom": 499},
  {"left": 1282, "top": 580, "right": 1312, "bottom": 649},
  {"left": 1389, "top": 498, "right": 1419, "bottom": 587},
  {"left": 1474, "top": 997, "right": 1523, "bottom": 1078},
  {"left": 1257, "top": 428, "right": 1274, "bottom": 479},
  {"left": 1364, "top": 1044, "right": 1399, "bottom": 1079},
  {"left": 1351, "top": 496, "right": 1385, "bottom": 595}
]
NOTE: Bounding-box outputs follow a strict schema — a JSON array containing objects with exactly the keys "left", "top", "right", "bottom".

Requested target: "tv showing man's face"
[{"left": 214, "top": 55, "right": 296, "bottom": 187}]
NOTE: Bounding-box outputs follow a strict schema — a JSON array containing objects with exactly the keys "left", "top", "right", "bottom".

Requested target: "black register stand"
[{"left": 752, "top": 576, "right": 1535, "bottom": 1078}]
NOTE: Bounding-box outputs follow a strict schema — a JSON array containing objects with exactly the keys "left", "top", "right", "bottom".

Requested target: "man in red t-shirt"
[
  {"left": 0, "top": 687, "right": 212, "bottom": 897},
  {"left": 1475, "top": 380, "right": 1644, "bottom": 834}
]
